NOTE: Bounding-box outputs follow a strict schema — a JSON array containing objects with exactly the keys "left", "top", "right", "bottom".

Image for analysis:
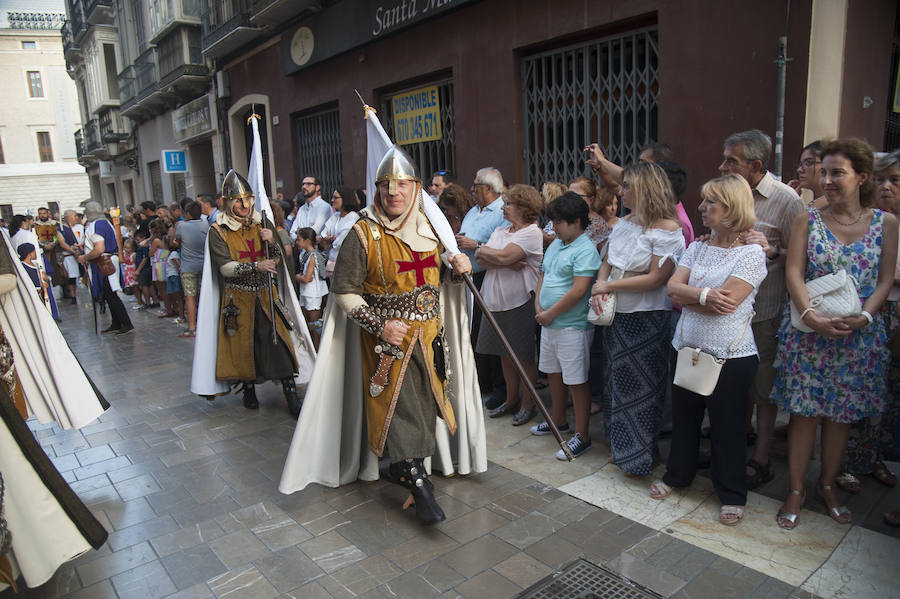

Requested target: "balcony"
[
  {"left": 250, "top": 0, "right": 321, "bottom": 27},
  {"left": 99, "top": 107, "right": 129, "bottom": 143},
  {"left": 118, "top": 64, "right": 137, "bottom": 108},
  {"left": 202, "top": 0, "right": 262, "bottom": 59},
  {"left": 85, "top": 0, "right": 114, "bottom": 25},
  {"left": 61, "top": 19, "right": 82, "bottom": 66},
  {"left": 149, "top": 0, "right": 201, "bottom": 45},
  {"left": 69, "top": 0, "right": 88, "bottom": 42},
  {"left": 83, "top": 119, "right": 100, "bottom": 154},
  {"left": 74, "top": 129, "right": 85, "bottom": 162},
  {"left": 118, "top": 47, "right": 183, "bottom": 122},
  {"left": 157, "top": 27, "right": 210, "bottom": 98}
]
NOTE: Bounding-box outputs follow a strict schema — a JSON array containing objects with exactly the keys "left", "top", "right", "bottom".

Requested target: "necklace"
[{"left": 827, "top": 208, "right": 864, "bottom": 227}]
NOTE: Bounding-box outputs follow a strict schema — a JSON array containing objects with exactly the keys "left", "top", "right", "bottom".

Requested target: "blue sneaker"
[
  {"left": 556, "top": 433, "right": 592, "bottom": 460},
  {"left": 530, "top": 421, "right": 570, "bottom": 436}
]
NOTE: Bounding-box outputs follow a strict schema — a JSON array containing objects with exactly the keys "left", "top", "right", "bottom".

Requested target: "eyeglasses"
[{"left": 798, "top": 159, "right": 821, "bottom": 169}]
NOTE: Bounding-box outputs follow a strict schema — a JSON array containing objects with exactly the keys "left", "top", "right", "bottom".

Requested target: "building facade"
[
  {"left": 63, "top": 0, "right": 216, "bottom": 212},
  {"left": 205, "top": 0, "right": 897, "bottom": 227},
  {"left": 0, "top": 2, "right": 90, "bottom": 220}
]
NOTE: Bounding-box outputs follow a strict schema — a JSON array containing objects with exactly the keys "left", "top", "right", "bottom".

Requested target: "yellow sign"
[{"left": 392, "top": 86, "right": 442, "bottom": 145}]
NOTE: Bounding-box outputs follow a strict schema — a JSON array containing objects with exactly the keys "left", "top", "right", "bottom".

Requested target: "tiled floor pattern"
[{"left": 0, "top": 291, "right": 890, "bottom": 597}]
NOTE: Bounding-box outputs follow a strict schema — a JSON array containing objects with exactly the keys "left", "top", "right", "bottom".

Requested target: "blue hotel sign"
[{"left": 162, "top": 150, "right": 187, "bottom": 174}]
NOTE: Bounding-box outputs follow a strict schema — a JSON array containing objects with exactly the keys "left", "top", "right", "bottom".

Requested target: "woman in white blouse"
[
  {"left": 318, "top": 187, "right": 361, "bottom": 277},
  {"left": 590, "top": 162, "right": 685, "bottom": 476},
  {"left": 649, "top": 174, "right": 766, "bottom": 526},
  {"left": 474, "top": 185, "right": 545, "bottom": 425}
]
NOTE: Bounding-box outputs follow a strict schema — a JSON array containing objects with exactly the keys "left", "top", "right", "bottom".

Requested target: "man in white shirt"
[{"left": 289, "top": 176, "right": 333, "bottom": 240}]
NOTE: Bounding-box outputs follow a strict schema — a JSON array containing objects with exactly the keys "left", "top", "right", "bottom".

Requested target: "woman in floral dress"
[{"left": 773, "top": 139, "right": 898, "bottom": 529}]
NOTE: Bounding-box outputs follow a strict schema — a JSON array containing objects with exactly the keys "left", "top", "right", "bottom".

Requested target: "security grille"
[
  {"left": 522, "top": 27, "right": 659, "bottom": 187},
  {"left": 295, "top": 105, "right": 343, "bottom": 198},
  {"left": 884, "top": 8, "right": 899, "bottom": 151},
  {"left": 381, "top": 79, "right": 456, "bottom": 185}
]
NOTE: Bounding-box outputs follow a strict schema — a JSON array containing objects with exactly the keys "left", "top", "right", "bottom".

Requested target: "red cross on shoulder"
[{"left": 396, "top": 252, "right": 438, "bottom": 287}]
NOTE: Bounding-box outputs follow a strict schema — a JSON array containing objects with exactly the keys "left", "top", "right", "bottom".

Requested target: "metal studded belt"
[
  {"left": 365, "top": 285, "right": 440, "bottom": 321},
  {"left": 224, "top": 269, "right": 270, "bottom": 292}
]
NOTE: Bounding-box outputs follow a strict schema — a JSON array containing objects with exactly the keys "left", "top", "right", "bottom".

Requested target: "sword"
[
  {"left": 260, "top": 210, "right": 278, "bottom": 345},
  {"left": 461, "top": 273, "right": 573, "bottom": 460}
]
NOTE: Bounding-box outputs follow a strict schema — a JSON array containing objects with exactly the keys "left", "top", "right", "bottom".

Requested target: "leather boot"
[
  {"left": 282, "top": 378, "right": 301, "bottom": 418},
  {"left": 242, "top": 383, "right": 259, "bottom": 409},
  {"left": 388, "top": 458, "right": 445, "bottom": 525}
]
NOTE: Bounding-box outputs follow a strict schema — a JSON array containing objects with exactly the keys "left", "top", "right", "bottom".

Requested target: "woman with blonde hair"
[
  {"left": 649, "top": 174, "right": 766, "bottom": 526},
  {"left": 591, "top": 162, "right": 685, "bottom": 475}
]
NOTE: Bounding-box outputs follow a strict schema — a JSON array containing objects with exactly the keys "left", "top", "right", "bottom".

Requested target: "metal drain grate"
[{"left": 516, "top": 559, "right": 664, "bottom": 599}]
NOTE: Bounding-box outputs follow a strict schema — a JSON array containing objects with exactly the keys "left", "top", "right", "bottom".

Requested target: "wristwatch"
[{"left": 768, "top": 244, "right": 781, "bottom": 260}]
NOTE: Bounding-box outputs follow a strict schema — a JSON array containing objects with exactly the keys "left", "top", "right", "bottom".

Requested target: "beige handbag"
[
  {"left": 587, "top": 267, "right": 624, "bottom": 327},
  {"left": 673, "top": 311, "right": 754, "bottom": 396},
  {"left": 789, "top": 210, "right": 861, "bottom": 332}
]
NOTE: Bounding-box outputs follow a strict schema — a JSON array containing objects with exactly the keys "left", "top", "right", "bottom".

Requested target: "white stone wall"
[{"left": 0, "top": 166, "right": 91, "bottom": 215}]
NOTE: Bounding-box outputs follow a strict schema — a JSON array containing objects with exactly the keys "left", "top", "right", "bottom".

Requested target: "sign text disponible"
[{"left": 392, "top": 85, "right": 442, "bottom": 145}]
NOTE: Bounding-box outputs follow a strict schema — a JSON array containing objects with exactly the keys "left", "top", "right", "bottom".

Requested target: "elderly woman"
[
  {"left": 474, "top": 184, "right": 545, "bottom": 425},
  {"left": 319, "top": 186, "right": 361, "bottom": 277},
  {"left": 437, "top": 183, "right": 475, "bottom": 235},
  {"left": 774, "top": 139, "right": 898, "bottom": 529},
  {"left": 649, "top": 175, "right": 766, "bottom": 526},
  {"left": 836, "top": 149, "right": 900, "bottom": 495},
  {"left": 591, "top": 162, "right": 685, "bottom": 475}
]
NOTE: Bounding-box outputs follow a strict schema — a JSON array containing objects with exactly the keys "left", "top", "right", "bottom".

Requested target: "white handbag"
[
  {"left": 789, "top": 210, "right": 862, "bottom": 333},
  {"left": 673, "top": 312, "right": 754, "bottom": 397},
  {"left": 587, "top": 267, "right": 623, "bottom": 327}
]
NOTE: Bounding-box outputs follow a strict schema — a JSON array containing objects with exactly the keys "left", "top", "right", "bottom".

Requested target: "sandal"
[
  {"left": 746, "top": 458, "right": 774, "bottom": 489},
  {"left": 649, "top": 480, "right": 672, "bottom": 500},
  {"left": 179, "top": 330, "right": 196, "bottom": 338},
  {"left": 871, "top": 461, "right": 897, "bottom": 488},
  {"left": 776, "top": 488, "right": 805, "bottom": 530},
  {"left": 818, "top": 482, "right": 852, "bottom": 524},
  {"left": 488, "top": 402, "right": 519, "bottom": 418},
  {"left": 835, "top": 472, "right": 861, "bottom": 494},
  {"left": 720, "top": 505, "right": 744, "bottom": 526},
  {"left": 884, "top": 510, "right": 900, "bottom": 528},
  {"left": 511, "top": 406, "right": 536, "bottom": 426}
]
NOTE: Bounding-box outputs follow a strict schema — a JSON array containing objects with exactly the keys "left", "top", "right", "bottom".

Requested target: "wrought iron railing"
[
  {"left": 83, "top": 119, "right": 100, "bottom": 151},
  {"left": 134, "top": 48, "right": 159, "bottom": 100},
  {"left": 202, "top": 0, "right": 253, "bottom": 49},
  {"left": 74, "top": 129, "right": 84, "bottom": 160},
  {"left": 99, "top": 108, "right": 128, "bottom": 142},
  {"left": 118, "top": 65, "right": 136, "bottom": 104},
  {"left": 69, "top": 0, "right": 86, "bottom": 39}
]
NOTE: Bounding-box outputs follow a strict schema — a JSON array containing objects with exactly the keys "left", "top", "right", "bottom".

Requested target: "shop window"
[
  {"left": 294, "top": 104, "right": 342, "bottom": 198},
  {"left": 37, "top": 131, "right": 53, "bottom": 162},
  {"left": 27, "top": 70, "right": 44, "bottom": 98},
  {"left": 521, "top": 27, "right": 659, "bottom": 186},
  {"left": 381, "top": 79, "right": 455, "bottom": 186}
]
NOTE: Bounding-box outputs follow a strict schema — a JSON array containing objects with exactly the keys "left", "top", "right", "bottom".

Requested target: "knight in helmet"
[
  {"left": 200, "top": 169, "right": 301, "bottom": 416},
  {"left": 280, "top": 145, "right": 477, "bottom": 524}
]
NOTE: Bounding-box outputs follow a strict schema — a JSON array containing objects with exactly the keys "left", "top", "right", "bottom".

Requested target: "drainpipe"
[{"left": 774, "top": 35, "right": 789, "bottom": 180}]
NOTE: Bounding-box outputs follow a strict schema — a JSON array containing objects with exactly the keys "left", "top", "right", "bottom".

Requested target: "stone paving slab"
[{"left": 0, "top": 292, "right": 831, "bottom": 599}]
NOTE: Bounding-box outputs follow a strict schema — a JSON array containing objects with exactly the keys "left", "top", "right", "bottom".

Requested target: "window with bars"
[
  {"left": 0, "top": 205, "right": 12, "bottom": 222},
  {"left": 522, "top": 27, "right": 659, "bottom": 187},
  {"left": 36, "top": 131, "right": 52, "bottom": 162},
  {"left": 27, "top": 70, "right": 43, "bottom": 97},
  {"left": 22, "top": 41, "right": 36, "bottom": 49},
  {"left": 381, "top": 79, "right": 456, "bottom": 185},
  {"left": 294, "top": 105, "right": 343, "bottom": 197}
]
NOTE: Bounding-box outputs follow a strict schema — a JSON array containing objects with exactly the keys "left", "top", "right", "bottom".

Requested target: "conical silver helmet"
[
  {"left": 221, "top": 169, "right": 253, "bottom": 202},
  {"left": 375, "top": 146, "right": 419, "bottom": 195}
]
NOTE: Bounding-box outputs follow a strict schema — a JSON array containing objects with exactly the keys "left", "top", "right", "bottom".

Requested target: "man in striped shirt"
[{"left": 718, "top": 129, "right": 803, "bottom": 490}]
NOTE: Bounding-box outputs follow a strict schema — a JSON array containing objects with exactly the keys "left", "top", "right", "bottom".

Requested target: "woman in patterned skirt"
[{"left": 773, "top": 139, "right": 898, "bottom": 529}]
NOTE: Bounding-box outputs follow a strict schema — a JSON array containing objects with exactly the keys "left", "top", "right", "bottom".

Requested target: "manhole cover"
[{"left": 516, "top": 558, "right": 664, "bottom": 599}]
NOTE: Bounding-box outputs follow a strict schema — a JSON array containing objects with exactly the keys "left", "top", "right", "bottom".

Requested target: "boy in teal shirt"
[{"left": 532, "top": 192, "right": 603, "bottom": 459}]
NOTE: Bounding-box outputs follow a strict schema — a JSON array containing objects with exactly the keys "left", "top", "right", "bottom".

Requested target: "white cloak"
[
  {"left": 190, "top": 221, "right": 316, "bottom": 396},
  {"left": 0, "top": 230, "right": 106, "bottom": 430},
  {"left": 278, "top": 254, "right": 487, "bottom": 493}
]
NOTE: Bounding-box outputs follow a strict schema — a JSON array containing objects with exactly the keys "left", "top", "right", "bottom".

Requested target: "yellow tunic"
[
  {"left": 351, "top": 218, "right": 457, "bottom": 456},
  {"left": 211, "top": 223, "right": 297, "bottom": 381}
]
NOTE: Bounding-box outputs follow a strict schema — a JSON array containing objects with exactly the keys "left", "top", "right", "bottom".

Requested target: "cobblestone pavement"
[{"left": 1, "top": 292, "right": 834, "bottom": 598}]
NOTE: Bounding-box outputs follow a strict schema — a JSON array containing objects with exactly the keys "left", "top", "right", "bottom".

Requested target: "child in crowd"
[
  {"left": 165, "top": 235, "right": 184, "bottom": 324},
  {"left": 149, "top": 220, "right": 170, "bottom": 316},
  {"left": 133, "top": 229, "right": 158, "bottom": 310},
  {"left": 531, "top": 192, "right": 603, "bottom": 459},
  {"left": 122, "top": 238, "right": 138, "bottom": 297},
  {"left": 17, "top": 243, "right": 49, "bottom": 303},
  {"left": 294, "top": 227, "right": 328, "bottom": 349}
]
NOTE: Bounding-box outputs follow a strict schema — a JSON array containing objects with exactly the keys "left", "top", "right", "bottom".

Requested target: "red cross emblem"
[
  {"left": 396, "top": 252, "right": 438, "bottom": 287},
  {"left": 37, "top": 227, "right": 55, "bottom": 242},
  {"left": 238, "top": 239, "right": 265, "bottom": 262}
]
